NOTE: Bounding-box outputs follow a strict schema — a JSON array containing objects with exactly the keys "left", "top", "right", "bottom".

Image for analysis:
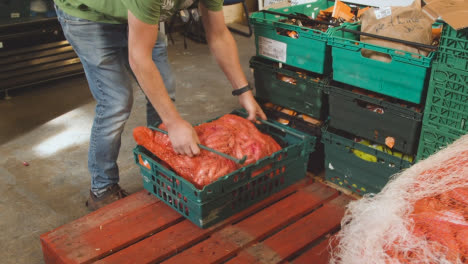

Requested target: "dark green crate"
[
  {"left": 416, "top": 124, "right": 465, "bottom": 161},
  {"left": 250, "top": 1, "right": 334, "bottom": 74},
  {"left": 423, "top": 63, "right": 468, "bottom": 133},
  {"left": 261, "top": 104, "right": 325, "bottom": 174},
  {"left": 322, "top": 130, "right": 413, "bottom": 195},
  {"left": 134, "top": 110, "right": 315, "bottom": 228},
  {"left": 328, "top": 23, "right": 434, "bottom": 104},
  {"left": 325, "top": 82, "right": 422, "bottom": 154},
  {"left": 250, "top": 56, "right": 328, "bottom": 120},
  {"left": 0, "top": 0, "right": 30, "bottom": 19}
]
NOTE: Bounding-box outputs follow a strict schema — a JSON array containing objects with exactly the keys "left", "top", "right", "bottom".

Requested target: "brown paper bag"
[{"left": 360, "top": 0, "right": 435, "bottom": 62}]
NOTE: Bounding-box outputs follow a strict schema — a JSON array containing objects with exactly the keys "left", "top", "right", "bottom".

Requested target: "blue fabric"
[{"left": 55, "top": 6, "right": 175, "bottom": 191}]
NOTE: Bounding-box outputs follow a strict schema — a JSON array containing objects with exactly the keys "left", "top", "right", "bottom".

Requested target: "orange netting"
[
  {"left": 133, "top": 114, "right": 281, "bottom": 189},
  {"left": 330, "top": 135, "right": 468, "bottom": 264}
]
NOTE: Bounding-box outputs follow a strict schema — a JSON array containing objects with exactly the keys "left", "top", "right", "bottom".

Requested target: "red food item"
[{"left": 133, "top": 114, "right": 282, "bottom": 189}]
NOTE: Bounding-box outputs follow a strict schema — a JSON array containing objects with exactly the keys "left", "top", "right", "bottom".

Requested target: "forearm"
[
  {"left": 129, "top": 56, "right": 181, "bottom": 125},
  {"left": 205, "top": 26, "right": 248, "bottom": 89}
]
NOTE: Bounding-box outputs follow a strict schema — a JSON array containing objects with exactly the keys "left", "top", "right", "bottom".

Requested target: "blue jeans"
[{"left": 55, "top": 6, "right": 175, "bottom": 191}]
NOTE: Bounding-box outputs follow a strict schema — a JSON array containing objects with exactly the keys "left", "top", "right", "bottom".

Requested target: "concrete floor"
[{"left": 0, "top": 33, "right": 256, "bottom": 264}]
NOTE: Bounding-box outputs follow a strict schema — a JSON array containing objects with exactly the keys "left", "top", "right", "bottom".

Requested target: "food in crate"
[
  {"left": 276, "top": 0, "right": 366, "bottom": 37},
  {"left": 133, "top": 114, "right": 281, "bottom": 189},
  {"left": 350, "top": 138, "right": 414, "bottom": 163}
]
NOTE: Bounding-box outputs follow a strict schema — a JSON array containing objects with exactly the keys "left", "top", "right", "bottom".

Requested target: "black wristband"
[{"left": 232, "top": 85, "right": 253, "bottom": 96}]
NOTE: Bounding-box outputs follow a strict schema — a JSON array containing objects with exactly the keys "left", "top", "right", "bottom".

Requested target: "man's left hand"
[{"left": 238, "top": 91, "right": 267, "bottom": 122}]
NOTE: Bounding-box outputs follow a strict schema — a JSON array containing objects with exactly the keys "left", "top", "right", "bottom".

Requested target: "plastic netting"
[
  {"left": 133, "top": 114, "right": 281, "bottom": 189},
  {"left": 330, "top": 134, "right": 468, "bottom": 264}
]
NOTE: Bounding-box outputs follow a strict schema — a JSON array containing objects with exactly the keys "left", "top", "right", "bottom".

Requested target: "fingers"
[
  {"left": 190, "top": 143, "right": 200, "bottom": 156},
  {"left": 257, "top": 107, "right": 267, "bottom": 120}
]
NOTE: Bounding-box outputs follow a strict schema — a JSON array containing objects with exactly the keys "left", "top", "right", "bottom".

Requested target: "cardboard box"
[{"left": 423, "top": 0, "right": 468, "bottom": 30}]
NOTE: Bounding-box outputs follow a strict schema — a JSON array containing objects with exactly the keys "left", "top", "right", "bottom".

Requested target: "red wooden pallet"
[{"left": 41, "top": 178, "right": 351, "bottom": 264}]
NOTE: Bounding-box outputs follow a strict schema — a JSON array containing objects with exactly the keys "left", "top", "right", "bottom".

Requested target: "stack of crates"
[
  {"left": 249, "top": 2, "right": 468, "bottom": 196},
  {"left": 249, "top": 0, "right": 337, "bottom": 174},
  {"left": 320, "top": 20, "right": 437, "bottom": 195},
  {"left": 416, "top": 25, "right": 468, "bottom": 160}
]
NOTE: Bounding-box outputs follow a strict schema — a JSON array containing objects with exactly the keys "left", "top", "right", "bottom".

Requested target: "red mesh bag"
[{"left": 133, "top": 114, "right": 281, "bottom": 189}]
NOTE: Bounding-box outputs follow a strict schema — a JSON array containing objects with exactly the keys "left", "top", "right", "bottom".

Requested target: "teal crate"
[
  {"left": 325, "top": 82, "right": 422, "bottom": 154},
  {"left": 416, "top": 124, "right": 465, "bottom": 161},
  {"left": 250, "top": 56, "right": 328, "bottom": 120},
  {"left": 250, "top": 1, "right": 334, "bottom": 74},
  {"left": 134, "top": 110, "right": 315, "bottom": 228},
  {"left": 423, "top": 64, "right": 468, "bottom": 133},
  {"left": 328, "top": 23, "right": 435, "bottom": 104},
  {"left": 322, "top": 129, "right": 413, "bottom": 195}
]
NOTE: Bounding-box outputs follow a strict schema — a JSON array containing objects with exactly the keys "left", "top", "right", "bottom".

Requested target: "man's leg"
[
  {"left": 146, "top": 32, "right": 176, "bottom": 127},
  {"left": 56, "top": 7, "right": 135, "bottom": 207}
]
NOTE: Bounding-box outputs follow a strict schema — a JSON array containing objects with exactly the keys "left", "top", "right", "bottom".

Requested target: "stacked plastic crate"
[
  {"left": 249, "top": 1, "right": 335, "bottom": 174},
  {"left": 321, "top": 20, "right": 436, "bottom": 195},
  {"left": 416, "top": 25, "right": 468, "bottom": 160}
]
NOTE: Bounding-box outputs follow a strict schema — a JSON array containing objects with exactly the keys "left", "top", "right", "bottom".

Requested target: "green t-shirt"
[{"left": 53, "top": 0, "right": 223, "bottom": 25}]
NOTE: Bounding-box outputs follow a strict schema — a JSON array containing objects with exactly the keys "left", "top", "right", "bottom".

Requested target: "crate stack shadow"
[{"left": 248, "top": 1, "right": 460, "bottom": 196}]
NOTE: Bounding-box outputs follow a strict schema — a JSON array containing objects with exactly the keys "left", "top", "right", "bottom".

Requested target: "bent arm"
[
  {"left": 128, "top": 11, "right": 200, "bottom": 156},
  {"left": 200, "top": 5, "right": 266, "bottom": 121}
]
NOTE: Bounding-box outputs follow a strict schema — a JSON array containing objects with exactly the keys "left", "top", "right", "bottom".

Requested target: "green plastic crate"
[
  {"left": 322, "top": 130, "right": 413, "bottom": 195},
  {"left": 325, "top": 82, "right": 422, "bottom": 154},
  {"left": 250, "top": 1, "right": 334, "bottom": 74},
  {"left": 261, "top": 103, "right": 325, "bottom": 174},
  {"left": 134, "top": 110, "right": 315, "bottom": 228},
  {"left": 250, "top": 56, "right": 328, "bottom": 120},
  {"left": 328, "top": 23, "right": 435, "bottom": 104},
  {"left": 0, "top": 0, "right": 30, "bottom": 19},
  {"left": 437, "top": 25, "right": 468, "bottom": 69},
  {"left": 416, "top": 124, "right": 465, "bottom": 161},
  {"left": 423, "top": 63, "right": 468, "bottom": 133}
]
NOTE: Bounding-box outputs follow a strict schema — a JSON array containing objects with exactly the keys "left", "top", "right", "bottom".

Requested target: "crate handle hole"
[
  {"left": 276, "top": 28, "right": 300, "bottom": 39},
  {"left": 361, "top": 49, "right": 392, "bottom": 63}
]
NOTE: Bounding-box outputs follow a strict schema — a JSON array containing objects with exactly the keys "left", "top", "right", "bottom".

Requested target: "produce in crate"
[
  {"left": 330, "top": 134, "right": 468, "bottom": 264},
  {"left": 133, "top": 114, "right": 281, "bottom": 189}
]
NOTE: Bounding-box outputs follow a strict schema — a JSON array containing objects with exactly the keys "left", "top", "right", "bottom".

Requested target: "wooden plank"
[
  {"left": 0, "top": 46, "right": 74, "bottom": 66},
  {"left": 263, "top": 195, "right": 348, "bottom": 260},
  {"left": 40, "top": 191, "right": 183, "bottom": 264},
  {"left": 292, "top": 237, "right": 334, "bottom": 264},
  {"left": 0, "top": 56, "right": 80, "bottom": 79},
  {"left": 95, "top": 179, "right": 311, "bottom": 264},
  {"left": 1, "top": 63, "right": 83, "bottom": 90},
  {"left": 224, "top": 196, "right": 348, "bottom": 264},
  {"left": 160, "top": 183, "right": 339, "bottom": 264},
  {"left": 0, "top": 40, "right": 70, "bottom": 58}
]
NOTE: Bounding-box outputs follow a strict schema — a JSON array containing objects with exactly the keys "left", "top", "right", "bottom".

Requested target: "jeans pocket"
[{"left": 55, "top": 5, "right": 95, "bottom": 25}]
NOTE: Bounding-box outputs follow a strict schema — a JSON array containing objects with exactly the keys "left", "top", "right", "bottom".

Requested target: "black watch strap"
[{"left": 232, "top": 85, "right": 253, "bottom": 96}]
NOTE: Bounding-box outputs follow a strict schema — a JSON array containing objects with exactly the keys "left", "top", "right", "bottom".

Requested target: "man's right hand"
[{"left": 166, "top": 119, "right": 201, "bottom": 157}]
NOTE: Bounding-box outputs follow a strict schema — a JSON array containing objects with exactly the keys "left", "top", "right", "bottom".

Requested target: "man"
[{"left": 53, "top": 0, "right": 267, "bottom": 210}]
